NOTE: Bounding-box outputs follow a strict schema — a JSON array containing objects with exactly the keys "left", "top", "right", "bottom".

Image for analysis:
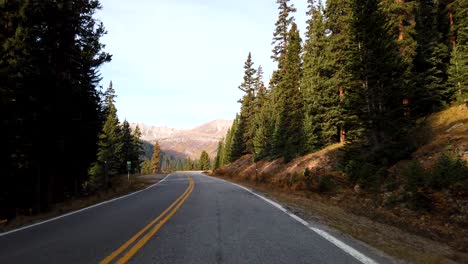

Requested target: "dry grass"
[
  {"left": 0, "top": 174, "right": 166, "bottom": 233},
  {"left": 216, "top": 143, "right": 345, "bottom": 191},
  {"left": 425, "top": 104, "right": 468, "bottom": 134},
  {"left": 409, "top": 104, "right": 468, "bottom": 169}
]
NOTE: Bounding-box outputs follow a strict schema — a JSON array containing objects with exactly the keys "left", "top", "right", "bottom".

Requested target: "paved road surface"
[{"left": 0, "top": 172, "right": 389, "bottom": 264}]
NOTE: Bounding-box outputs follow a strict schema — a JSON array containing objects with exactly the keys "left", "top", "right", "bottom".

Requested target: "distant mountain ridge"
[{"left": 130, "top": 119, "right": 232, "bottom": 159}]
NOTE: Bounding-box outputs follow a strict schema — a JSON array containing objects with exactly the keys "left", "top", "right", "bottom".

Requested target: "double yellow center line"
[{"left": 100, "top": 175, "right": 195, "bottom": 264}]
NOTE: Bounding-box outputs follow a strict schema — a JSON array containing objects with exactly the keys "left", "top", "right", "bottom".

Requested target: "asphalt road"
[{"left": 0, "top": 172, "right": 388, "bottom": 264}]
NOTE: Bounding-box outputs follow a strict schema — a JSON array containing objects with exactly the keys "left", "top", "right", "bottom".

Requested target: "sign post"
[{"left": 127, "top": 161, "right": 131, "bottom": 181}]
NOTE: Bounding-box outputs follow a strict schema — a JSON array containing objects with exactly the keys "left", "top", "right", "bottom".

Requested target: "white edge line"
[
  {"left": 0, "top": 174, "right": 172, "bottom": 237},
  {"left": 202, "top": 174, "right": 378, "bottom": 264}
]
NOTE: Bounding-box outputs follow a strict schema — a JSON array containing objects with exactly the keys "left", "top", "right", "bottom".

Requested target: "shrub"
[
  {"left": 288, "top": 172, "right": 301, "bottom": 187},
  {"left": 404, "top": 161, "right": 426, "bottom": 192},
  {"left": 318, "top": 176, "right": 334, "bottom": 193},
  {"left": 428, "top": 153, "right": 468, "bottom": 189},
  {"left": 406, "top": 188, "right": 433, "bottom": 211},
  {"left": 383, "top": 175, "right": 399, "bottom": 191},
  {"left": 356, "top": 163, "right": 378, "bottom": 190},
  {"left": 344, "top": 160, "right": 362, "bottom": 183},
  {"left": 303, "top": 168, "right": 314, "bottom": 190}
]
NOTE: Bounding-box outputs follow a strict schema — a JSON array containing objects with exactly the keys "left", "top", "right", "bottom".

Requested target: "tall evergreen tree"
[
  {"left": 271, "top": 0, "right": 297, "bottom": 63},
  {"left": 253, "top": 99, "right": 274, "bottom": 160},
  {"left": 411, "top": 0, "right": 452, "bottom": 115},
  {"left": 270, "top": 0, "right": 297, "bottom": 89},
  {"left": 229, "top": 114, "right": 244, "bottom": 161},
  {"left": 381, "top": 0, "right": 418, "bottom": 66},
  {"left": 253, "top": 66, "right": 274, "bottom": 160},
  {"left": 272, "top": 23, "right": 304, "bottom": 161},
  {"left": 151, "top": 141, "right": 161, "bottom": 174},
  {"left": 302, "top": 0, "right": 340, "bottom": 151},
  {"left": 324, "top": 0, "right": 354, "bottom": 144},
  {"left": 448, "top": 0, "right": 468, "bottom": 101},
  {"left": 104, "top": 81, "right": 116, "bottom": 114},
  {"left": 89, "top": 83, "right": 123, "bottom": 188},
  {"left": 199, "top": 150, "right": 211, "bottom": 171},
  {"left": 213, "top": 140, "right": 225, "bottom": 170},
  {"left": 119, "top": 120, "right": 133, "bottom": 173},
  {"left": 381, "top": 0, "right": 418, "bottom": 114},
  {"left": 184, "top": 157, "right": 193, "bottom": 171},
  {"left": 140, "top": 159, "right": 152, "bottom": 175},
  {"left": 346, "top": 0, "right": 405, "bottom": 147},
  {"left": 237, "top": 53, "right": 257, "bottom": 154},
  {"left": 131, "top": 125, "right": 144, "bottom": 173},
  {"left": 222, "top": 127, "right": 234, "bottom": 163}
]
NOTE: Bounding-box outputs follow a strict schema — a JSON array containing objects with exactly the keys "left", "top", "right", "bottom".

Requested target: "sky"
[{"left": 96, "top": 0, "right": 308, "bottom": 128}]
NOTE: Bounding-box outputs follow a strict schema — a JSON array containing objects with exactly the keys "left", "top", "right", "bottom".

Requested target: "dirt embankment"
[{"left": 214, "top": 105, "right": 468, "bottom": 263}]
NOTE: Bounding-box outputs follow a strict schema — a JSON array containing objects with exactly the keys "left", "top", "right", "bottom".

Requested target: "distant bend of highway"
[{"left": 0, "top": 172, "right": 392, "bottom": 264}]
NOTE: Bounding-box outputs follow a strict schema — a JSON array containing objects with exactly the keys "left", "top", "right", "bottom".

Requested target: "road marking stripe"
[
  {"left": 99, "top": 176, "right": 193, "bottom": 264},
  {"left": 201, "top": 174, "right": 378, "bottom": 264},
  {"left": 0, "top": 174, "right": 171, "bottom": 237},
  {"left": 115, "top": 177, "right": 195, "bottom": 264}
]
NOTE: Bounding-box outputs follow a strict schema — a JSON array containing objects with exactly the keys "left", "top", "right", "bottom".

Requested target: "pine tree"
[
  {"left": 229, "top": 114, "right": 244, "bottom": 161},
  {"left": 381, "top": 0, "right": 418, "bottom": 66},
  {"left": 176, "top": 159, "right": 184, "bottom": 171},
  {"left": 381, "top": 0, "right": 417, "bottom": 115},
  {"left": 224, "top": 115, "right": 243, "bottom": 163},
  {"left": 119, "top": 120, "right": 133, "bottom": 173},
  {"left": 252, "top": 66, "right": 274, "bottom": 160},
  {"left": 412, "top": 0, "right": 452, "bottom": 115},
  {"left": 89, "top": 85, "right": 123, "bottom": 188},
  {"left": 213, "top": 140, "right": 225, "bottom": 170},
  {"left": 151, "top": 141, "right": 161, "bottom": 174},
  {"left": 302, "top": 0, "right": 339, "bottom": 151},
  {"left": 184, "top": 157, "right": 193, "bottom": 171},
  {"left": 324, "top": 0, "right": 354, "bottom": 144},
  {"left": 222, "top": 127, "right": 233, "bottom": 163},
  {"left": 104, "top": 81, "right": 116, "bottom": 114},
  {"left": 253, "top": 97, "right": 274, "bottom": 160},
  {"left": 271, "top": 0, "right": 297, "bottom": 62},
  {"left": 131, "top": 125, "right": 144, "bottom": 173},
  {"left": 272, "top": 23, "right": 304, "bottom": 161},
  {"left": 448, "top": 0, "right": 468, "bottom": 101},
  {"left": 237, "top": 53, "right": 257, "bottom": 154},
  {"left": 199, "top": 150, "right": 211, "bottom": 170},
  {"left": 270, "top": 0, "right": 297, "bottom": 89},
  {"left": 140, "top": 159, "right": 152, "bottom": 175},
  {"left": 346, "top": 0, "right": 405, "bottom": 147}
]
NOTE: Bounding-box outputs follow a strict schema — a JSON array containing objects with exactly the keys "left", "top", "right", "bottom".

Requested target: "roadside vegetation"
[{"left": 214, "top": 0, "right": 467, "bottom": 262}]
